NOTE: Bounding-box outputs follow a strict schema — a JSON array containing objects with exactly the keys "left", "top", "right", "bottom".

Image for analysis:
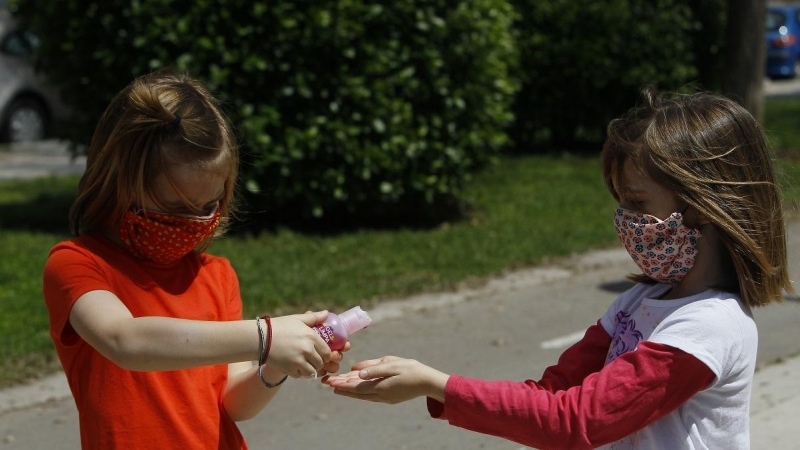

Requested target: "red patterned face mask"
[{"left": 118, "top": 205, "right": 221, "bottom": 265}]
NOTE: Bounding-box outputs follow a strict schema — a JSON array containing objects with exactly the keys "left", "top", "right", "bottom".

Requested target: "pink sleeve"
[
  {"left": 537, "top": 321, "right": 611, "bottom": 391},
  {"left": 427, "top": 321, "right": 610, "bottom": 418},
  {"left": 428, "top": 341, "right": 715, "bottom": 450}
]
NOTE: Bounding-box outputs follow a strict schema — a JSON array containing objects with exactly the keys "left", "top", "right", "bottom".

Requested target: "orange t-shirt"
[{"left": 42, "top": 233, "right": 247, "bottom": 450}]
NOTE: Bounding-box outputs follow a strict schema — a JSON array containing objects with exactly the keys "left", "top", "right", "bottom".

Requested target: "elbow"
[
  {"left": 226, "top": 409, "right": 259, "bottom": 422},
  {"left": 223, "top": 398, "right": 269, "bottom": 422},
  {"left": 101, "top": 329, "right": 148, "bottom": 371}
]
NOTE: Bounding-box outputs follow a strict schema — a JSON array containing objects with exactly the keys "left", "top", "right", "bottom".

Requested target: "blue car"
[{"left": 766, "top": 5, "right": 800, "bottom": 78}]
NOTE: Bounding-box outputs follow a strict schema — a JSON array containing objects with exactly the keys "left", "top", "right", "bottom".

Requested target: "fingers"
[
  {"left": 320, "top": 362, "right": 339, "bottom": 375},
  {"left": 330, "top": 375, "right": 385, "bottom": 393},
  {"left": 350, "top": 355, "right": 400, "bottom": 372},
  {"left": 349, "top": 358, "right": 386, "bottom": 371},
  {"left": 322, "top": 369, "right": 360, "bottom": 384},
  {"left": 297, "top": 310, "right": 329, "bottom": 326},
  {"left": 267, "top": 315, "right": 332, "bottom": 377},
  {"left": 313, "top": 336, "right": 332, "bottom": 364},
  {"left": 329, "top": 350, "right": 345, "bottom": 364},
  {"left": 297, "top": 311, "right": 334, "bottom": 363},
  {"left": 299, "top": 343, "right": 326, "bottom": 374}
]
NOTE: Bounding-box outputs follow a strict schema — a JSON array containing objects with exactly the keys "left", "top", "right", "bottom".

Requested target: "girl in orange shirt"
[{"left": 43, "top": 71, "right": 343, "bottom": 450}]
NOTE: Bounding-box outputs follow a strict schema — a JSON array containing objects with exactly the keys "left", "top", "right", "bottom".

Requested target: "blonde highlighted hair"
[
  {"left": 70, "top": 71, "right": 238, "bottom": 244},
  {"left": 602, "top": 86, "right": 792, "bottom": 308}
]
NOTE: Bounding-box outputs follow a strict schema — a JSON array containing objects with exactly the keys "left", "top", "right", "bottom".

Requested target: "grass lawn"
[
  {"left": 1, "top": 98, "right": 799, "bottom": 387},
  {"left": 765, "top": 96, "right": 800, "bottom": 205},
  {"left": 765, "top": 96, "right": 800, "bottom": 152}
]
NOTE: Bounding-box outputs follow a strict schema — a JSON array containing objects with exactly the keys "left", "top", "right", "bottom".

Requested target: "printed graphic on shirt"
[
  {"left": 605, "top": 310, "right": 643, "bottom": 365},
  {"left": 602, "top": 310, "right": 645, "bottom": 449}
]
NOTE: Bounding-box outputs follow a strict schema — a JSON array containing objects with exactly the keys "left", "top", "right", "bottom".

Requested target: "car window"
[{"left": 766, "top": 11, "right": 787, "bottom": 31}]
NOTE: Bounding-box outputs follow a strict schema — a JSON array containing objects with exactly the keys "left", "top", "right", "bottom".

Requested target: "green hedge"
[
  {"left": 13, "top": 0, "right": 518, "bottom": 225},
  {"left": 12, "top": 0, "right": 729, "bottom": 218},
  {"left": 508, "top": 0, "right": 706, "bottom": 150}
]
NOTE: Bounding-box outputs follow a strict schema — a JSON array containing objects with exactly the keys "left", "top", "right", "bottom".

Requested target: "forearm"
[
  {"left": 223, "top": 362, "right": 287, "bottom": 421},
  {"left": 435, "top": 343, "right": 715, "bottom": 450},
  {"left": 104, "top": 316, "right": 258, "bottom": 371}
]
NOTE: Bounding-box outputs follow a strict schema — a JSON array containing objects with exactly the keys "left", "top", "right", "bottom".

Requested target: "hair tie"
[{"left": 171, "top": 114, "right": 182, "bottom": 128}]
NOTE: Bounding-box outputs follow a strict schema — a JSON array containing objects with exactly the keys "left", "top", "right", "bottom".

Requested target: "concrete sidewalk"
[
  {"left": 750, "top": 353, "right": 800, "bottom": 449},
  {"left": 0, "top": 140, "right": 85, "bottom": 180}
]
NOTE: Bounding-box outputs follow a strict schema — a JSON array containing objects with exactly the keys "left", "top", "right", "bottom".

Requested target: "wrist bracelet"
[
  {"left": 263, "top": 315, "right": 273, "bottom": 363},
  {"left": 258, "top": 365, "right": 288, "bottom": 389},
  {"left": 257, "top": 315, "right": 285, "bottom": 388},
  {"left": 255, "top": 316, "right": 266, "bottom": 366}
]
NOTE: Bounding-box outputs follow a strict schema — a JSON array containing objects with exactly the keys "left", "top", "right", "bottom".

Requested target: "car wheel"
[{"left": 0, "top": 97, "right": 48, "bottom": 143}]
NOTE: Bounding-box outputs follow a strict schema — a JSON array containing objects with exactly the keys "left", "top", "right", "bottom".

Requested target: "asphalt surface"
[{"left": 1, "top": 78, "right": 799, "bottom": 448}]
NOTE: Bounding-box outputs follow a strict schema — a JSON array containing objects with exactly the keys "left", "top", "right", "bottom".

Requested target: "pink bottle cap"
[{"left": 339, "top": 306, "right": 372, "bottom": 335}]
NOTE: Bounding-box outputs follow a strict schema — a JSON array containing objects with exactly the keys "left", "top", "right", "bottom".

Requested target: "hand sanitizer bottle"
[{"left": 312, "top": 306, "right": 372, "bottom": 350}]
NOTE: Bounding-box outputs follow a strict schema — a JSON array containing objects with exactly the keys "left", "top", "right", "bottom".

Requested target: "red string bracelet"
[{"left": 263, "top": 315, "right": 273, "bottom": 363}]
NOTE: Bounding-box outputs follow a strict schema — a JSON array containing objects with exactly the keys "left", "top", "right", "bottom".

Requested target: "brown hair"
[
  {"left": 70, "top": 71, "right": 238, "bottom": 244},
  {"left": 602, "top": 86, "right": 792, "bottom": 308}
]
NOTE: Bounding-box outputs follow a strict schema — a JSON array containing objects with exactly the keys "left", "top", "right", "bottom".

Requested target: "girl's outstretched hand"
[
  {"left": 267, "top": 311, "right": 333, "bottom": 378},
  {"left": 323, "top": 356, "right": 449, "bottom": 404}
]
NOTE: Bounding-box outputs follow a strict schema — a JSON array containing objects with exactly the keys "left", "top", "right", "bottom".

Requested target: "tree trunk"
[{"left": 723, "top": 0, "right": 766, "bottom": 123}]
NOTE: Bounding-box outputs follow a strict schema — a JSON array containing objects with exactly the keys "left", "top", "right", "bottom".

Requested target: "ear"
[{"left": 685, "top": 205, "right": 712, "bottom": 228}]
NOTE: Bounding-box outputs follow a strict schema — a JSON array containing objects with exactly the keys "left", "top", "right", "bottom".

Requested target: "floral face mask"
[
  {"left": 613, "top": 207, "right": 701, "bottom": 285},
  {"left": 118, "top": 205, "right": 221, "bottom": 265}
]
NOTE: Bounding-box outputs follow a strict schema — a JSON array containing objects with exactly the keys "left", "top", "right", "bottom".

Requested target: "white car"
[{"left": 0, "top": 9, "right": 68, "bottom": 143}]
